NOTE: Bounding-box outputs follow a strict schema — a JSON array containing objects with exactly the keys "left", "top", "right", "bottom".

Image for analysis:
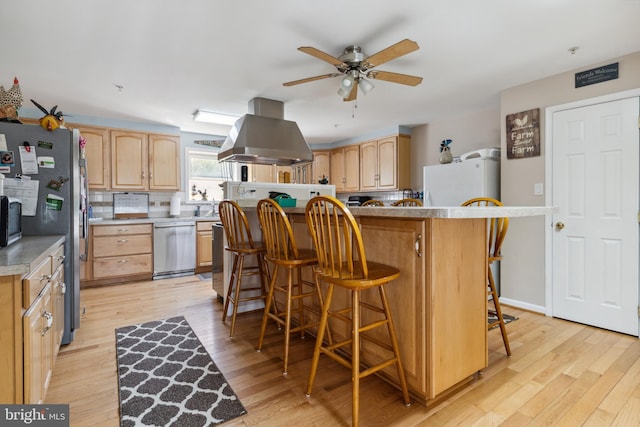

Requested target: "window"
[{"left": 186, "top": 149, "right": 232, "bottom": 202}]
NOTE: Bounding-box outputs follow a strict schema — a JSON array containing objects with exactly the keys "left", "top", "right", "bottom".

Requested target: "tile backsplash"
[{"left": 89, "top": 191, "right": 216, "bottom": 219}]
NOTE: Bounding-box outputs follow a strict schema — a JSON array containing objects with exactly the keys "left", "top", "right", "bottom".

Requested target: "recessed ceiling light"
[{"left": 193, "top": 109, "right": 239, "bottom": 126}]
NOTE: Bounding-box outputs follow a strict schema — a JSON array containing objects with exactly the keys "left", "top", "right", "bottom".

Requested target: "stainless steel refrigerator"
[{"left": 0, "top": 121, "right": 86, "bottom": 344}]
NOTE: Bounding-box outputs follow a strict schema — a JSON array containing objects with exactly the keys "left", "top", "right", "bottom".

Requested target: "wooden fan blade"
[
  {"left": 344, "top": 83, "right": 358, "bottom": 102},
  {"left": 364, "top": 39, "right": 419, "bottom": 68},
  {"left": 367, "top": 70, "right": 423, "bottom": 86},
  {"left": 298, "top": 46, "right": 345, "bottom": 67},
  {"left": 283, "top": 73, "right": 340, "bottom": 86}
]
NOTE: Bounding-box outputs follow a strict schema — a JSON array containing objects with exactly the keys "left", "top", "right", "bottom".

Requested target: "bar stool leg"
[
  {"left": 222, "top": 253, "right": 240, "bottom": 323},
  {"left": 283, "top": 268, "right": 293, "bottom": 375},
  {"left": 228, "top": 254, "right": 246, "bottom": 337},
  {"left": 489, "top": 265, "right": 511, "bottom": 356},
  {"left": 305, "top": 284, "right": 334, "bottom": 397},
  {"left": 257, "top": 264, "right": 279, "bottom": 352},
  {"left": 352, "top": 289, "right": 361, "bottom": 427}
]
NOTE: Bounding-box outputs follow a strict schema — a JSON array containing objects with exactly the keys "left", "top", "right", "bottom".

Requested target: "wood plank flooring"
[{"left": 46, "top": 275, "right": 640, "bottom": 426}]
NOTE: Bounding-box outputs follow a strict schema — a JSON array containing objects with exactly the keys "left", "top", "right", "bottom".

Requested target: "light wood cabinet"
[
  {"left": 90, "top": 224, "right": 153, "bottom": 281},
  {"left": 0, "top": 237, "right": 64, "bottom": 404},
  {"left": 149, "top": 134, "right": 180, "bottom": 190},
  {"left": 312, "top": 151, "right": 330, "bottom": 184},
  {"left": 250, "top": 164, "right": 275, "bottom": 182},
  {"left": 360, "top": 135, "right": 411, "bottom": 191},
  {"left": 196, "top": 221, "right": 215, "bottom": 273},
  {"left": 50, "top": 244, "right": 66, "bottom": 357},
  {"left": 110, "top": 131, "right": 180, "bottom": 191},
  {"left": 73, "top": 125, "right": 110, "bottom": 190},
  {"left": 330, "top": 145, "right": 360, "bottom": 192}
]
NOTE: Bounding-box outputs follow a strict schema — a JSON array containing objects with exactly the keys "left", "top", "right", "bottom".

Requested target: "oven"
[{"left": 0, "top": 196, "right": 22, "bottom": 247}]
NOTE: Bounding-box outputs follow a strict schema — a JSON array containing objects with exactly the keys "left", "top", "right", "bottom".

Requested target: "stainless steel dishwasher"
[{"left": 153, "top": 221, "right": 196, "bottom": 279}]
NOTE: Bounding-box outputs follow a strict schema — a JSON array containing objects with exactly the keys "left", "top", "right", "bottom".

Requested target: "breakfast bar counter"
[{"left": 230, "top": 204, "right": 554, "bottom": 405}]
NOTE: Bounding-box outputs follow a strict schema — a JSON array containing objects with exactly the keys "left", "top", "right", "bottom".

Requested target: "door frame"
[{"left": 544, "top": 87, "right": 640, "bottom": 322}]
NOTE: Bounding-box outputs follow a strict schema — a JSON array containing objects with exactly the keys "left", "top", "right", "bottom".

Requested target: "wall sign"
[
  {"left": 506, "top": 108, "right": 540, "bottom": 159},
  {"left": 575, "top": 62, "right": 619, "bottom": 88}
]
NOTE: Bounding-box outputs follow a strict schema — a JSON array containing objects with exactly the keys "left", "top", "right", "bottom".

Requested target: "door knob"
[{"left": 555, "top": 222, "right": 565, "bottom": 230}]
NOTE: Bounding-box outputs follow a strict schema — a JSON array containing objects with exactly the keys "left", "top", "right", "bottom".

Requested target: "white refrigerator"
[{"left": 423, "top": 158, "right": 500, "bottom": 207}]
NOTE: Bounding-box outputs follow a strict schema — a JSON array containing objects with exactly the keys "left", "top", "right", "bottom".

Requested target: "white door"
[{"left": 552, "top": 97, "right": 639, "bottom": 335}]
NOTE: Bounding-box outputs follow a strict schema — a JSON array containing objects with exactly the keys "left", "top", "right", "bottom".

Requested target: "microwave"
[{"left": 0, "top": 196, "right": 22, "bottom": 247}]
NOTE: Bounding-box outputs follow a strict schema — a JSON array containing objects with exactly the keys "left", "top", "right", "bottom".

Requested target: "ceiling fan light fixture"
[
  {"left": 193, "top": 109, "right": 239, "bottom": 126},
  {"left": 337, "top": 74, "right": 355, "bottom": 98},
  {"left": 358, "top": 77, "right": 374, "bottom": 95}
]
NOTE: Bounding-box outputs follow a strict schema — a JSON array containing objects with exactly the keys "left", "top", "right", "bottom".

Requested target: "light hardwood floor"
[{"left": 46, "top": 275, "right": 640, "bottom": 426}]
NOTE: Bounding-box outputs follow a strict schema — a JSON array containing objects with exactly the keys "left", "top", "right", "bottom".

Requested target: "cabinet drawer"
[
  {"left": 196, "top": 221, "right": 215, "bottom": 232},
  {"left": 50, "top": 245, "right": 65, "bottom": 271},
  {"left": 92, "top": 223, "right": 152, "bottom": 237},
  {"left": 92, "top": 254, "right": 152, "bottom": 278},
  {"left": 93, "top": 235, "right": 152, "bottom": 257},
  {"left": 23, "top": 257, "right": 52, "bottom": 309}
]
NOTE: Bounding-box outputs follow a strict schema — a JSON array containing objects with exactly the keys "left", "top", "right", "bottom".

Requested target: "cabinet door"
[
  {"left": 111, "top": 131, "right": 148, "bottom": 190},
  {"left": 343, "top": 145, "right": 360, "bottom": 191},
  {"left": 74, "top": 126, "right": 110, "bottom": 190},
  {"left": 359, "top": 217, "right": 426, "bottom": 395},
  {"left": 251, "top": 164, "right": 274, "bottom": 182},
  {"left": 359, "top": 141, "right": 378, "bottom": 190},
  {"left": 196, "top": 230, "right": 213, "bottom": 268},
  {"left": 312, "top": 151, "right": 330, "bottom": 184},
  {"left": 23, "top": 283, "right": 53, "bottom": 404},
  {"left": 149, "top": 134, "right": 180, "bottom": 191},
  {"left": 330, "top": 149, "right": 345, "bottom": 191},
  {"left": 377, "top": 137, "right": 398, "bottom": 190}
]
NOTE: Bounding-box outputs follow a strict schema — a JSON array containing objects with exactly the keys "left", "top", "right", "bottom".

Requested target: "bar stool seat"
[
  {"left": 218, "top": 200, "right": 270, "bottom": 337},
  {"left": 391, "top": 198, "right": 423, "bottom": 206},
  {"left": 256, "top": 198, "right": 324, "bottom": 375},
  {"left": 304, "top": 195, "right": 410, "bottom": 427}
]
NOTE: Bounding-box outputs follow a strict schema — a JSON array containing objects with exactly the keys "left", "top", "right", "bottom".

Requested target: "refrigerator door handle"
[{"left": 80, "top": 158, "right": 89, "bottom": 262}]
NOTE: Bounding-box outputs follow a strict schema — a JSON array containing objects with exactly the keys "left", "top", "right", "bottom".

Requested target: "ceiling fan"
[{"left": 283, "top": 39, "right": 423, "bottom": 102}]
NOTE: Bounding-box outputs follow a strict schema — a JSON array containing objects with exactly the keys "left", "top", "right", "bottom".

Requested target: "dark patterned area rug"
[
  {"left": 115, "top": 316, "right": 246, "bottom": 426},
  {"left": 488, "top": 312, "right": 518, "bottom": 329}
]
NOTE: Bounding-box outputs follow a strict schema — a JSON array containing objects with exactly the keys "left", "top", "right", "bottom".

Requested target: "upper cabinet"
[
  {"left": 331, "top": 145, "right": 360, "bottom": 192},
  {"left": 74, "top": 125, "right": 110, "bottom": 190},
  {"left": 312, "top": 151, "right": 330, "bottom": 184},
  {"left": 360, "top": 135, "right": 411, "bottom": 191},
  {"left": 111, "top": 130, "right": 149, "bottom": 190},
  {"left": 110, "top": 131, "right": 180, "bottom": 191},
  {"left": 148, "top": 134, "right": 180, "bottom": 191}
]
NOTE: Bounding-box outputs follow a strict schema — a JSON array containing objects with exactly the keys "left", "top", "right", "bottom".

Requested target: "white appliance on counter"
[{"left": 423, "top": 157, "right": 500, "bottom": 207}]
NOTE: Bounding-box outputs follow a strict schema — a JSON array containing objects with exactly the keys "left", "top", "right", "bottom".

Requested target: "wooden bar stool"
[
  {"left": 304, "top": 195, "right": 411, "bottom": 427},
  {"left": 462, "top": 197, "right": 511, "bottom": 356},
  {"left": 218, "top": 200, "right": 270, "bottom": 337},
  {"left": 361, "top": 199, "right": 384, "bottom": 206},
  {"left": 256, "top": 198, "right": 324, "bottom": 375}
]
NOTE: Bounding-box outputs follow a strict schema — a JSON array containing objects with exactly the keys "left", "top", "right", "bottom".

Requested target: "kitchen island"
[{"left": 226, "top": 204, "right": 553, "bottom": 405}]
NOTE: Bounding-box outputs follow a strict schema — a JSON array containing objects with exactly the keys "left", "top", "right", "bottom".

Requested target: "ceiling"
[{"left": 2, "top": 1, "right": 640, "bottom": 145}]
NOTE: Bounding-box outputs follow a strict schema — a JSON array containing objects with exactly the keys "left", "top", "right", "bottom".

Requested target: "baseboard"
[{"left": 499, "top": 297, "right": 545, "bottom": 314}]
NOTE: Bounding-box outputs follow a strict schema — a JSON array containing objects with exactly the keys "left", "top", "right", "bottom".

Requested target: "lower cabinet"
[
  {"left": 0, "top": 238, "right": 65, "bottom": 404},
  {"left": 86, "top": 224, "right": 153, "bottom": 286},
  {"left": 196, "top": 221, "right": 215, "bottom": 273}
]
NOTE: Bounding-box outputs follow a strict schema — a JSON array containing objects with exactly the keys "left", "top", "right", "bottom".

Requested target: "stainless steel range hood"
[{"left": 218, "top": 97, "right": 313, "bottom": 166}]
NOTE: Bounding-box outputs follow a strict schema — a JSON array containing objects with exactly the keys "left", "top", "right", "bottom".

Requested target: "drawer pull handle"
[
  {"left": 41, "top": 274, "right": 52, "bottom": 281},
  {"left": 42, "top": 311, "right": 53, "bottom": 336},
  {"left": 117, "top": 228, "right": 129, "bottom": 232},
  {"left": 117, "top": 239, "right": 129, "bottom": 243},
  {"left": 57, "top": 255, "right": 65, "bottom": 262},
  {"left": 118, "top": 259, "right": 128, "bottom": 263}
]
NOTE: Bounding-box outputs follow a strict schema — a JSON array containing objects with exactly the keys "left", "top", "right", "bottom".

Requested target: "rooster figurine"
[
  {"left": 31, "top": 99, "right": 66, "bottom": 131},
  {"left": 0, "top": 77, "right": 23, "bottom": 121}
]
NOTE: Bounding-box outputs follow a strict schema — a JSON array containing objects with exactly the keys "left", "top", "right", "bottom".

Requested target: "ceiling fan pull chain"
[{"left": 352, "top": 100, "right": 358, "bottom": 119}]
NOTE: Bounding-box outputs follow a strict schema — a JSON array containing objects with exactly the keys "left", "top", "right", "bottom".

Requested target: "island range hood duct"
[{"left": 218, "top": 97, "right": 313, "bottom": 166}]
